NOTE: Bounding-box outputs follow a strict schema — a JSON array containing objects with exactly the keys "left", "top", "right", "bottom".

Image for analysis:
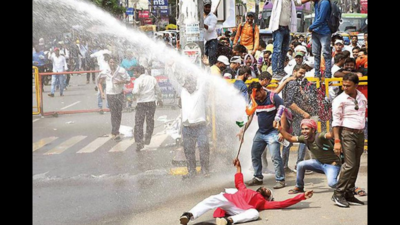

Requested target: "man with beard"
[
  {"left": 238, "top": 82, "right": 286, "bottom": 189},
  {"left": 275, "top": 119, "right": 341, "bottom": 194},
  {"left": 233, "top": 66, "right": 251, "bottom": 102},
  {"left": 179, "top": 158, "right": 314, "bottom": 225},
  {"left": 222, "top": 56, "right": 242, "bottom": 79}
]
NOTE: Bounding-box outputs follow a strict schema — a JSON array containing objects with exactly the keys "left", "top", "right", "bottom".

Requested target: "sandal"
[
  {"left": 354, "top": 187, "right": 367, "bottom": 196},
  {"left": 288, "top": 187, "right": 304, "bottom": 194}
]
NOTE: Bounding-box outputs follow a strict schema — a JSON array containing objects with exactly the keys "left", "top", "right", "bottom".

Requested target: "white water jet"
[{"left": 33, "top": 0, "right": 257, "bottom": 172}]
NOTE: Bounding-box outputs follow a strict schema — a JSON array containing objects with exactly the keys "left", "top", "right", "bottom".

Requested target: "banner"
[{"left": 222, "top": 0, "right": 236, "bottom": 28}]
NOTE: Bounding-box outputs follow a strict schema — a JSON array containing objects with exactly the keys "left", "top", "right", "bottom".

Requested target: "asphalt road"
[{"left": 33, "top": 74, "right": 368, "bottom": 225}]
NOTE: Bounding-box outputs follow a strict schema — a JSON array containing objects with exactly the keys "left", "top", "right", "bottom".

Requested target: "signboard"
[
  {"left": 183, "top": 43, "right": 202, "bottom": 65},
  {"left": 155, "top": 75, "right": 176, "bottom": 100},
  {"left": 139, "top": 10, "right": 150, "bottom": 18},
  {"left": 126, "top": 7, "right": 134, "bottom": 15},
  {"left": 360, "top": 0, "right": 368, "bottom": 14},
  {"left": 143, "top": 18, "right": 153, "bottom": 24},
  {"left": 148, "top": 0, "right": 168, "bottom": 7},
  {"left": 186, "top": 36, "right": 199, "bottom": 42},
  {"left": 149, "top": 0, "right": 169, "bottom": 15},
  {"left": 185, "top": 23, "right": 200, "bottom": 34}
]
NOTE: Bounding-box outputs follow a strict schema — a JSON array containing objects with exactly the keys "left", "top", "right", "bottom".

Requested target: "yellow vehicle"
[{"left": 139, "top": 25, "right": 156, "bottom": 38}]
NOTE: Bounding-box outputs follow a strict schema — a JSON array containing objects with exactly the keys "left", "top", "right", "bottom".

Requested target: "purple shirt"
[{"left": 332, "top": 90, "right": 367, "bottom": 129}]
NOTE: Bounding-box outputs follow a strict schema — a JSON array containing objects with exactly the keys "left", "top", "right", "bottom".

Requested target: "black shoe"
[
  {"left": 48, "top": 93, "right": 54, "bottom": 97},
  {"left": 182, "top": 173, "right": 196, "bottom": 180},
  {"left": 245, "top": 178, "right": 263, "bottom": 186},
  {"left": 346, "top": 195, "right": 364, "bottom": 205},
  {"left": 114, "top": 134, "right": 122, "bottom": 142},
  {"left": 180, "top": 212, "right": 193, "bottom": 225},
  {"left": 136, "top": 143, "right": 144, "bottom": 151},
  {"left": 331, "top": 194, "right": 350, "bottom": 208}
]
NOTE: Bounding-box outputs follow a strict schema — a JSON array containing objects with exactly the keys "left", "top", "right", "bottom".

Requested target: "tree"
[{"left": 92, "top": 0, "right": 125, "bottom": 16}]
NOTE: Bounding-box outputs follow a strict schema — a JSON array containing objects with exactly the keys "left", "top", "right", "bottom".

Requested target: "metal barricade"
[
  {"left": 34, "top": 68, "right": 104, "bottom": 117},
  {"left": 324, "top": 76, "right": 368, "bottom": 132},
  {"left": 32, "top": 66, "right": 41, "bottom": 115}
]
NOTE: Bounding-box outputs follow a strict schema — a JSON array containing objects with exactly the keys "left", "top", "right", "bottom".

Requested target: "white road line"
[
  {"left": 33, "top": 119, "right": 40, "bottom": 123},
  {"left": 44, "top": 136, "right": 87, "bottom": 155},
  {"left": 76, "top": 137, "right": 110, "bottom": 153},
  {"left": 33, "top": 137, "right": 59, "bottom": 152},
  {"left": 141, "top": 133, "right": 168, "bottom": 151},
  {"left": 60, "top": 101, "right": 81, "bottom": 110},
  {"left": 109, "top": 138, "right": 135, "bottom": 152}
]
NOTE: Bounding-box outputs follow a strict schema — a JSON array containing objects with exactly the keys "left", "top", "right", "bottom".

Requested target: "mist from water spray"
[{"left": 33, "top": 0, "right": 260, "bottom": 192}]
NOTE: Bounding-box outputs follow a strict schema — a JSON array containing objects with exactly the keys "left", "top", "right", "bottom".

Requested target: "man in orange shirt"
[{"left": 233, "top": 12, "right": 260, "bottom": 55}]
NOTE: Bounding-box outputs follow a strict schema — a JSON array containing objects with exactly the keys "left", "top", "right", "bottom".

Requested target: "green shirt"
[{"left": 298, "top": 132, "right": 341, "bottom": 165}]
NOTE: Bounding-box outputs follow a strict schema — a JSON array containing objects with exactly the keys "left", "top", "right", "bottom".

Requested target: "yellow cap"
[{"left": 265, "top": 44, "right": 273, "bottom": 53}]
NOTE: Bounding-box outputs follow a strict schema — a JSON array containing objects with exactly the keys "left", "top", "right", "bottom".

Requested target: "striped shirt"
[{"left": 256, "top": 91, "right": 284, "bottom": 134}]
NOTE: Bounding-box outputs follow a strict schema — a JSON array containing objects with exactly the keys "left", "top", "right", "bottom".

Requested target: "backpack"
[
  {"left": 269, "top": 91, "right": 293, "bottom": 134},
  {"left": 237, "top": 22, "right": 256, "bottom": 47},
  {"left": 304, "top": 82, "right": 332, "bottom": 122},
  {"left": 319, "top": 0, "right": 342, "bottom": 33}
]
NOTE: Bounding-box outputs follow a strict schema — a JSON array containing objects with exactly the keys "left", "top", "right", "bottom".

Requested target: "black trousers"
[
  {"left": 86, "top": 63, "right": 95, "bottom": 82},
  {"left": 134, "top": 101, "right": 156, "bottom": 144},
  {"left": 107, "top": 93, "right": 124, "bottom": 135}
]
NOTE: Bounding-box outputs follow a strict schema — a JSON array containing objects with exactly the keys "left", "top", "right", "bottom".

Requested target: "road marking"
[
  {"left": 76, "top": 137, "right": 110, "bottom": 153},
  {"left": 61, "top": 101, "right": 81, "bottom": 110},
  {"left": 141, "top": 133, "right": 168, "bottom": 151},
  {"left": 33, "top": 137, "right": 58, "bottom": 152},
  {"left": 33, "top": 119, "right": 40, "bottom": 123},
  {"left": 109, "top": 138, "right": 135, "bottom": 152},
  {"left": 169, "top": 167, "right": 201, "bottom": 175},
  {"left": 44, "top": 136, "right": 87, "bottom": 155}
]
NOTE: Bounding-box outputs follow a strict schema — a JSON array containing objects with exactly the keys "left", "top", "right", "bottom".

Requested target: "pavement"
[
  {"left": 33, "top": 75, "right": 368, "bottom": 225},
  {"left": 123, "top": 153, "right": 368, "bottom": 225}
]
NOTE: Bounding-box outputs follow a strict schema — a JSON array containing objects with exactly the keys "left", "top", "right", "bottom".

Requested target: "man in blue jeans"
[
  {"left": 267, "top": 0, "right": 311, "bottom": 80},
  {"left": 308, "top": 0, "right": 332, "bottom": 78},
  {"left": 238, "top": 82, "right": 285, "bottom": 189},
  {"left": 275, "top": 118, "right": 340, "bottom": 194},
  {"left": 203, "top": 0, "right": 218, "bottom": 66}
]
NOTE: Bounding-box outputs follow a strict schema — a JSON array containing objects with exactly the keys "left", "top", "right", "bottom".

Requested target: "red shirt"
[{"left": 213, "top": 173, "right": 306, "bottom": 217}]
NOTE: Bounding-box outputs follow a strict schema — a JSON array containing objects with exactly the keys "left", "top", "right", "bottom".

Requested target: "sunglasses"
[{"left": 354, "top": 99, "right": 359, "bottom": 110}]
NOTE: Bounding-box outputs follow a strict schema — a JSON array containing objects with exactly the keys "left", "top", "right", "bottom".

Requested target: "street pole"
[
  {"left": 255, "top": 0, "right": 259, "bottom": 24},
  {"left": 197, "top": 0, "right": 204, "bottom": 57},
  {"left": 178, "top": 0, "right": 204, "bottom": 61}
]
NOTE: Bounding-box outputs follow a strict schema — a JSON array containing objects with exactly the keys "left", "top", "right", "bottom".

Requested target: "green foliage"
[{"left": 92, "top": 0, "right": 125, "bottom": 16}]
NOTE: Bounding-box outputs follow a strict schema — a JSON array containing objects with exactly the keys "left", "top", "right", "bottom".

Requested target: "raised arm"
[{"left": 273, "top": 76, "right": 296, "bottom": 94}]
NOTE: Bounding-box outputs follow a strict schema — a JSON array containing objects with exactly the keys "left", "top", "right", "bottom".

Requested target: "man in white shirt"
[
  {"left": 132, "top": 65, "right": 162, "bottom": 151},
  {"left": 267, "top": 0, "right": 310, "bottom": 81},
  {"left": 48, "top": 48, "right": 68, "bottom": 97},
  {"left": 203, "top": 0, "right": 218, "bottom": 66},
  {"left": 180, "top": 75, "right": 210, "bottom": 180}
]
